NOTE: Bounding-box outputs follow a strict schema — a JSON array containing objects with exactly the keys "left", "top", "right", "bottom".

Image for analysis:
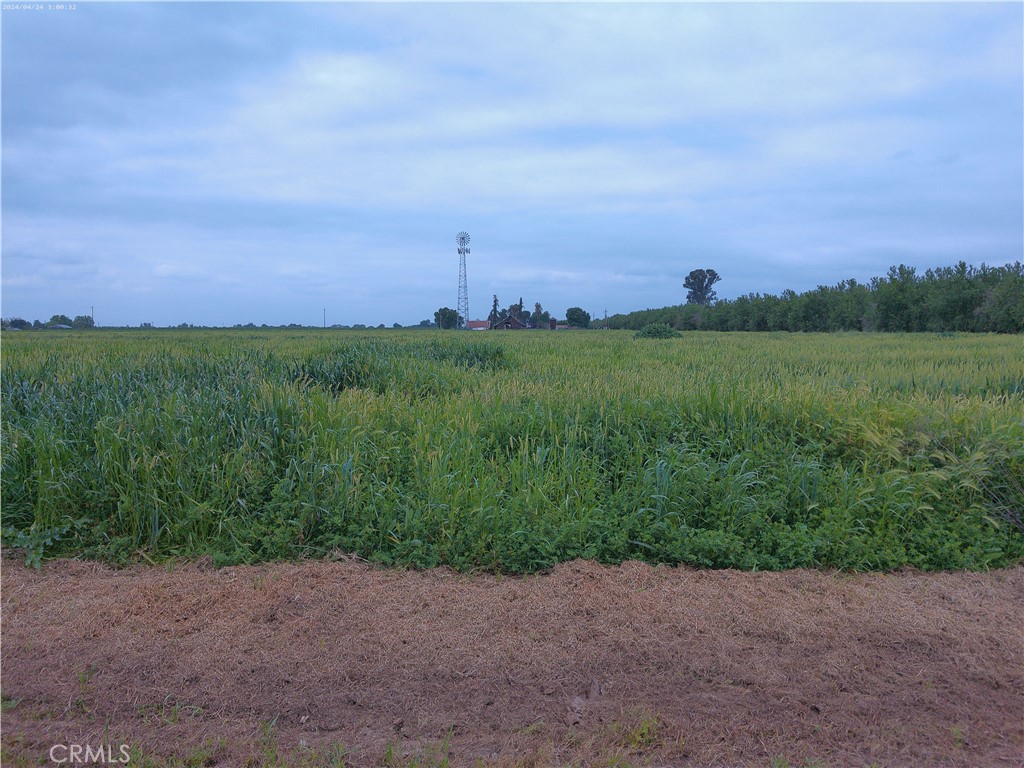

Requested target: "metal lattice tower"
[{"left": 456, "top": 231, "right": 470, "bottom": 329}]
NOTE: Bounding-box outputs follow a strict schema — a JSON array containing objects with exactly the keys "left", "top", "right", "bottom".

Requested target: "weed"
[
  {"left": 949, "top": 724, "right": 966, "bottom": 749},
  {"left": 614, "top": 712, "right": 664, "bottom": 751},
  {"left": 2, "top": 330, "right": 1021, "bottom": 573},
  {"left": 139, "top": 695, "right": 204, "bottom": 725},
  {"left": 1, "top": 695, "right": 21, "bottom": 711}
]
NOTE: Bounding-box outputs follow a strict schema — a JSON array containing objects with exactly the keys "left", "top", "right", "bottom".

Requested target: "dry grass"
[{"left": 3, "top": 557, "right": 1022, "bottom": 766}]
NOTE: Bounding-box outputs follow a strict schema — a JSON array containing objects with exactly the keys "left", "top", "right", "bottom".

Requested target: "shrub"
[{"left": 634, "top": 323, "right": 679, "bottom": 339}]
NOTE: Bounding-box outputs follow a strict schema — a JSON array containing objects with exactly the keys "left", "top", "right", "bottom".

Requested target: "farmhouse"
[{"left": 466, "top": 320, "right": 490, "bottom": 331}]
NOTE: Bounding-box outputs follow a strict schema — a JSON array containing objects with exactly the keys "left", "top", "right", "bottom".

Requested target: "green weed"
[{"left": 2, "top": 330, "right": 1021, "bottom": 572}]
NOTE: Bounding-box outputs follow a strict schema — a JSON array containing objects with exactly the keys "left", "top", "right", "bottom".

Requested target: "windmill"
[{"left": 456, "top": 231, "right": 470, "bottom": 329}]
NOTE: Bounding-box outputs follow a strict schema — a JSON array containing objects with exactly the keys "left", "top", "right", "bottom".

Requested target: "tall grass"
[{"left": 2, "top": 329, "right": 1021, "bottom": 571}]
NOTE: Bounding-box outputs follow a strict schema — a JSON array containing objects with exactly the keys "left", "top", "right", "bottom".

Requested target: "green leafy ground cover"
[{"left": 2, "top": 329, "right": 1021, "bottom": 571}]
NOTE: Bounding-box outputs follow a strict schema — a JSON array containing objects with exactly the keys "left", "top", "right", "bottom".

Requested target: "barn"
[{"left": 491, "top": 314, "right": 529, "bottom": 330}]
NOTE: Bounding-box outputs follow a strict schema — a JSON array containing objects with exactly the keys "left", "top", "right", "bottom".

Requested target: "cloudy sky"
[{"left": 2, "top": 2, "right": 1021, "bottom": 327}]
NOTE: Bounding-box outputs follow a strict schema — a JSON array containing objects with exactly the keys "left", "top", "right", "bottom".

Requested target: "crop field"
[
  {"left": 3, "top": 328, "right": 1024, "bottom": 767},
  {"left": 2, "top": 329, "right": 1022, "bottom": 572}
]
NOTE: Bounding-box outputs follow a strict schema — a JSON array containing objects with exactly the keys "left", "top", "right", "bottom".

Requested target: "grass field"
[{"left": 2, "top": 329, "right": 1021, "bottom": 571}]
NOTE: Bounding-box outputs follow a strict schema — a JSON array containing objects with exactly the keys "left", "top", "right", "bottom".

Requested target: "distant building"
[
  {"left": 466, "top": 320, "right": 491, "bottom": 331},
  {"left": 491, "top": 314, "right": 529, "bottom": 330}
]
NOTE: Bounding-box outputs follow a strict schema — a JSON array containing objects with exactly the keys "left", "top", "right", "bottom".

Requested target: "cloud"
[{"left": 2, "top": 2, "right": 1020, "bottom": 326}]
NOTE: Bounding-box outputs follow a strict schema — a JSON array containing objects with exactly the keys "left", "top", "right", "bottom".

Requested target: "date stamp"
[{"left": 2, "top": 3, "right": 77, "bottom": 10}]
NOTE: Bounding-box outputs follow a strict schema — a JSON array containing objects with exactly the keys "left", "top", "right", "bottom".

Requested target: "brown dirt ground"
[{"left": 2, "top": 556, "right": 1022, "bottom": 767}]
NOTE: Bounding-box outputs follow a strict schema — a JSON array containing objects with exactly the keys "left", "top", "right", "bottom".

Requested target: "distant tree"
[
  {"left": 72, "top": 315, "right": 95, "bottom": 329},
  {"left": 49, "top": 314, "right": 74, "bottom": 327},
  {"left": 418, "top": 319, "right": 434, "bottom": 328},
  {"left": 488, "top": 295, "right": 501, "bottom": 326},
  {"left": 977, "top": 263, "right": 1024, "bottom": 333},
  {"left": 872, "top": 264, "right": 921, "bottom": 332},
  {"left": 140, "top": 322, "right": 154, "bottom": 329},
  {"left": 565, "top": 307, "right": 591, "bottom": 328},
  {"left": 684, "top": 269, "right": 721, "bottom": 306},
  {"left": 6, "top": 318, "right": 31, "bottom": 330},
  {"left": 32, "top": 320, "right": 44, "bottom": 329},
  {"left": 392, "top": 322, "right": 403, "bottom": 329},
  {"left": 505, "top": 298, "right": 526, "bottom": 323},
  {"left": 434, "top": 307, "right": 460, "bottom": 330},
  {"left": 530, "top": 302, "right": 550, "bottom": 329}
]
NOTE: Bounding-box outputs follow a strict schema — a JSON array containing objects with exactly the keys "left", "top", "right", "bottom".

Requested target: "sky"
[{"left": 2, "top": 2, "right": 1022, "bottom": 328}]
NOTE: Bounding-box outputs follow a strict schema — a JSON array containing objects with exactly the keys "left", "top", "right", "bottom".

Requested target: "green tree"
[
  {"left": 565, "top": 307, "right": 591, "bottom": 328},
  {"left": 684, "top": 269, "right": 721, "bottom": 306},
  {"left": 872, "top": 264, "right": 922, "bottom": 331},
  {"left": 530, "top": 302, "right": 550, "bottom": 329},
  {"left": 505, "top": 297, "right": 525, "bottom": 323},
  {"left": 72, "top": 315, "right": 95, "bottom": 329},
  {"left": 434, "top": 307, "right": 460, "bottom": 330},
  {"left": 48, "top": 314, "right": 74, "bottom": 327},
  {"left": 976, "top": 262, "right": 1024, "bottom": 333},
  {"left": 488, "top": 295, "right": 501, "bottom": 326}
]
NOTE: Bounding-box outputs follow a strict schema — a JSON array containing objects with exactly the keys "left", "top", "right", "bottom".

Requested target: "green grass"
[{"left": 2, "top": 329, "right": 1022, "bottom": 571}]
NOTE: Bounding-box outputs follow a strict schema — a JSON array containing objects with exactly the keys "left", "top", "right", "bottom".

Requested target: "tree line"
[
  {"left": 603, "top": 261, "right": 1024, "bottom": 334},
  {"left": 434, "top": 296, "right": 592, "bottom": 329},
  {"left": 3, "top": 314, "right": 95, "bottom": 330}
]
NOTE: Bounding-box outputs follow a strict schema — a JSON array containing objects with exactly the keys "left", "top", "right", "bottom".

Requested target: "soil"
[{"left": 2, "top": 556, "right": 1022, "bottom": 767}]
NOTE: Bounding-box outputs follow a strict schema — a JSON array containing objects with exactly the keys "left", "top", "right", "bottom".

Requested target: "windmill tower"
[{"left": 456, "top": 231, "right": 470, "bottom": 329}]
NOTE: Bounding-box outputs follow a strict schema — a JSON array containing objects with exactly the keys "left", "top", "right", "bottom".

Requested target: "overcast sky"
[{"left": 2, "top": 2, "right": 1021, "bottom": 327}]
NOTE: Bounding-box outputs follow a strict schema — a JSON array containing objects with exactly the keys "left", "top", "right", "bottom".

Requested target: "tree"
[
  {"left": 530, "top": 302, "right": 550, "bottom": 329},
  {"left": 434, "top": 307, "right": 460, "bottom": 330},
  {"left": 72, "top": 315, "right": 95, "bottom": 329},
  {"left": 684, "top": 269, "right": 721, "bottom": 306},
  {"left": 565, "top": 307, "right": 591, "bottom": 328},
  {"left": 505, "top": 297, "right": 525, "bottom": 323},
  {"left": 48, "top": 314, "right": 74, "bottom": 327},
  {"left": 5, "top": 318, "right": 31, "bottom": 330},
  {"left": 488, "top": 295, "right": 500, "bottom": 326}
]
